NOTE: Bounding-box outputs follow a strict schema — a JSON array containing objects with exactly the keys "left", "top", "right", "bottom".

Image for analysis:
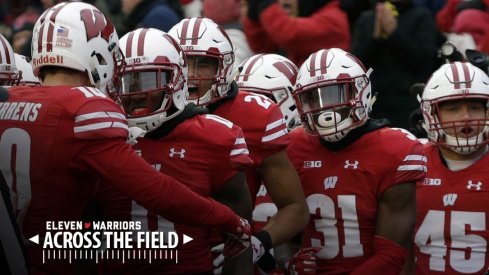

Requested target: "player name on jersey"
[{"left": 0, "top": 102, "right": 41, "bottom": 122}]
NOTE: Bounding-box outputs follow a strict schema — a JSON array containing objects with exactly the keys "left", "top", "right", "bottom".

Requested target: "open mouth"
[
  {"left": 457, "top": 126, "right": 476, "bottom": 138},
  {"left": 188, "top": 86, "right": 199, "bottom": 99},
  {"left": 130, "top": 106, "right": 151, "bottom": 116}
]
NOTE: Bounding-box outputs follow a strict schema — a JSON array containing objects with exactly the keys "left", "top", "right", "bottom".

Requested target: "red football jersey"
[
  {"left": 213, "top": 91, "right": 290, "bottom": 197},
  {"left": 0, "top": 86, "right": 243, "bottom": 274},
  {"left": 287, "top": 126, "right": 426, "bottom": 274},
  {"left": 98, "top": 114, "right": 252, "bottom": 274},
  {"left": 414, "top": 143, "right": 489, "bottom": 274}
]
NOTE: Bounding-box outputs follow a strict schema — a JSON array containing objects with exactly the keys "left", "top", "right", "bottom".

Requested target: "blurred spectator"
[
  {"left": 352, "top": 0, "right": 438, "bottom": 129},
  {"left": 413, "top": 0, "right": 445, "bottom": 15},
  {"left": 180, "top": 0, "right": 202, "bottom": 17},
  {"left": 11, "top": 7, "right": 39, "bottom": 57},
  {"left": 452, "top": 8, "right": 489, "bottom": 52},
  {"left": 120, "top": 0, "right": 181, "bottom": 35},
  {"left": 243, "top": 0, "right": 350, "bottom": 67},
  {"left": 436, "top": 0, "right": 489, "bottom": 32},
  {"left": 203, "top": 0, "right": 254, "bottom": 66},
  {"left": 340, "top": 0, "right": 374, "bottom": 33}
]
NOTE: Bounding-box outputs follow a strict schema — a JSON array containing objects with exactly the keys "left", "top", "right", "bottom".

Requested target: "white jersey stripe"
[
  {"left": 74, "top": 122, "right": 128, "bottom": 133},
  {"left": 75, "top": 111, "right": 126, "bottom": 122},
  {"left": 262, "top": 129, "right": 288, "bottom": 142},
  {"left": 235, "top": 138, "right": 246, "bottom": 145},
  {"left": 112, "top": 122, "right": 129, "bottom": 130},
  {"left": 265, "top": 118, "right": 286, "bottom": 131},
  {"left": 397, "top": 165, "right": 427, "bottom": 172},
  {"left": 230, "top": 148, "right": 250, "bottom": 156},
  {"left": 403, "top": 155, "right": 427, "bottom": 162}
]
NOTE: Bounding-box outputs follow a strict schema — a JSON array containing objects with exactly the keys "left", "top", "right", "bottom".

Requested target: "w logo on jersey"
[
  {"left": 324, "top": 176, "right": 338, "bottom": 189},
  {"left": 443, "top": 194, "right": 457, "bottom": 206},
  {"left": 467, "top": 180, "right": 483, "bottom": 191},
  {"left": 169, "top": 148, "right": 186, "bottom": 158}
]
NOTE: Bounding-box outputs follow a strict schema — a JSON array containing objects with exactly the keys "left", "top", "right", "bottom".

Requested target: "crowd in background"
[{"left": 3, "top": 0, "right": 489, "bottom": 129}]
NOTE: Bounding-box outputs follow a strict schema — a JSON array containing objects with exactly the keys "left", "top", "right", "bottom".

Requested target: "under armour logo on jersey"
[
  {"left": 151, "top": 163, "right": 161, "bottom": 171},
  {"left": 169, "top": 148, "right": 186, "bottom": 158},
  {"left": 135, "top": 150, "right": 142, "bottom": 157},
  {"left": 344, "top": 160, "right": 359, "bottom": 169},
  {"left": 443, "top": 194, "right": 458, "bottom": 206},
  {"left": 324, "top": 176, "right": 338, "bottom": 189},
  {"left": 467, "top": 180, "right": 483, "bottom": 190}
]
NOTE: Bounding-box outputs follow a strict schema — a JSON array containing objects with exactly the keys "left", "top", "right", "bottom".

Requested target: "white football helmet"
[
  {"left": 294, "top": 48, "right": 373, "bottom": 142},
  {"left": 236, "top": 54, "right": 300, "bottom": 129},
  {"left": 422, "top": 61, "right": 489, "bottom": 154},
  {"left": 112, "top": 28, "right": 188, "bottom": 132},
  {"left": 0, "top": 33, "right": 21, "bottom": 86},
  {"left": 14, "top": 54, "right": 40, "bottom": 86},
  {"left": 168, "top": 17, "right": 234, "bottom": 106},
  {"left": 31, "top": 1, "right": 124, "bottom": 94}
]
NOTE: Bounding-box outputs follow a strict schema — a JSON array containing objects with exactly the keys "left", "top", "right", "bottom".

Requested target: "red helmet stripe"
[
  {"left": 0, "top": 36, "right": 9, "bottom": 64},
  {"left": 125, "top": 31, "right": 135, "bottom": 58},
  {"left": 37, "top": 10, "right": 49, "bottom": 53},
  {"left": 46, "top": 3, "right": 66, "bottom": 53},
  {"left": 191, "top": 17, "right": 202, "bottom": 45},
  {"left": 320, "top": 49, "right": 329, "bottom": 74},
  {"left": 137, "top": 28, "right": 149, "bottom": 56},
  {"left": 242, "top": 54, "right": 263, "bottom": 81},
  {"left": 180, "top": 19, "right": 190, "bottom": 45},
  {"left": 450, "top": 63, "right": 461, "bottom": 89},
  {"left": 346, "top": 53, "right": 367, "bottom": 72},
  {"left": 273, "top": 61, "right": 296, "bottom": 84},
  {"left": 309, "top": 52, "right": 317, "bottom": 77},
  {"left": 461, "top": 62, "right": 471, "bottom": 88}
]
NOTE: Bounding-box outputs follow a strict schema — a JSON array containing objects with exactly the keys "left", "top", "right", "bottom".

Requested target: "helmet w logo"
[{"left": 80, "top": 9, "right": 114, "bottom": 42}]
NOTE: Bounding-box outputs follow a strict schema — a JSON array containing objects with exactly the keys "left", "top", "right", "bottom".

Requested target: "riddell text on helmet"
[{"left": 32, "top": 55, "right": 64, "bottom": 67}]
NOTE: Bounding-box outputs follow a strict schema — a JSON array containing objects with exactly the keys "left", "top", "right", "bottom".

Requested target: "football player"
[
  {"left": 0, "top": 33, "right": 28, "bottom": 275},
  {"left": 169, "top": 17, "right": 309, "bottom": 270},
  {"left": 236, "top": 53, "right": 301, "bottom": 271},
  {"left": 0, "top": 3, "right": 250, "bottom": 274},
  {"left": 99, "top": 27, "right": 253, "bottom": 274},
  {"left": 405, "top": 61, "right": 489, "bottom": 274},
  {"left": 286, "top": 48, "right": 426, "bottom": 274}
]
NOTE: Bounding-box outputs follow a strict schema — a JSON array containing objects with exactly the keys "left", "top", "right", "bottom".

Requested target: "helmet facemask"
[
  {"left": 423, "top": 96, "right": 489, "bottom": 154},
  {"left": 295, "top": 75, "right": 370, "bottom": 142},
  {"left": 113, "top": 62, "right": 185, "bottom": 132},
  {"left": 186, "top": 53, "right": 233, "bottom": 106}
]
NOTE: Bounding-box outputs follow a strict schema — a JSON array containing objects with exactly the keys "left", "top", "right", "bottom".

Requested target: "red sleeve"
[
  {"left": 393, "top": 142, "right": 427, "bottom": 184},
  {"left": 210, "top": 122, "right": 254, "bottom": 191},
  {"left": 436, "top": 0, "right": 461, "bottom": 32},
  {"left": 260, "top": 104, "right": 290, "bottom": 158},
  {"left": 259, "top": 1, "right": 350, "bottom": 65},
  {"left": 243, "top": 17, "right": 280, "bottom": 54},
  {"left": 76, "top": 139, "right": 241, "bottom": 233}
]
